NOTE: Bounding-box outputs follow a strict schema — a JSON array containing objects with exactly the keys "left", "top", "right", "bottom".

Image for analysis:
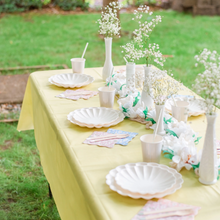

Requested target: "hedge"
[{"left": 0, "top": 0, "right": 89, "bottom": 12}]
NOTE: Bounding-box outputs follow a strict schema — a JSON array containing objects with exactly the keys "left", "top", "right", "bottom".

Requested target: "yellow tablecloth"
[{"left": 17, "top": 67, "right": 220, "bottom": 220}]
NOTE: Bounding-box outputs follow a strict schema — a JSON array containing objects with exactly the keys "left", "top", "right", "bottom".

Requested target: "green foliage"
[
  {"left": 145, "top": 117, "right": 156, "bottom": 124},
  {"left": 133, "top": 92, "right": 141, "bottom": 107},
  {"left": 163, "top": 153, "right": 174, "bottom": 160},
  {"left": 135, "top": 0, "right": 157, "bottom": 7},
  {"left": 0, "top": 0, "right": 44, "bottom": 13},
  {"left": 55, "top": 0, "right": 89, "bottom": 11},
  {"left": 120, "top": 84, "right": 126, "bottom": 90},
  {"left": 0, "top": 0, "right": 89, "bottom": 13},
  {"left": 191, "top": 162, "right": 200, "bottom": 170},
  {"left": 122, "top": 106, "right": 128, "bottom": 113},
  {"left": 143, "top": 107, "right": 148, "bottom": 119},
  {"left": 194, "top": 136, "right": 202, "bottom": 145},
  {"left": 165, "top": 129, "right": 178, "bottom": 138},
  {"left": 163, "top": 117, "right": 173, "bottom": 124}
]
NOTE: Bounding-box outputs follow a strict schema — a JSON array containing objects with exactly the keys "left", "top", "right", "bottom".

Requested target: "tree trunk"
[
  {"left": 103, "top": 0, "right": 120, "bottom": 21},
  {"left": 103, "top": 0, "right": 121, "bottom": 36}
]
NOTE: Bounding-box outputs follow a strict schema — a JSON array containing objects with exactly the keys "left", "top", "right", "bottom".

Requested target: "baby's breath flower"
[
  {"left": 97, "top": 2, "right": 122, "bottom": 38},
  {"left": 144, "top": 68, "right": 184, "bottom": 105},
  {"left": 121, "top": 43, "right": 143, "bottom": 63},
  {"left": 193, "top": 49, "right": 220, "bottom": 115},
  {"left": 130, "top": 5, "right": 164, "bottom": 67}
]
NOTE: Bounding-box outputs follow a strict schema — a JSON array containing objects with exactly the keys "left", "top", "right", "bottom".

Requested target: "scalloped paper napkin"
[
  {"left": 56, "top": 89, "right": 98, "bottom": 101},
  {"left": 83, "top": 131, "right": 118, "bottom": 148},
  {"left": 107, "top": 129, "right": 138, "bottom": 146},
  {"left": 83, "top": 129, "right": 138, "bottom": 148},
  {"left": 132, "top": 199, "right": 200, "bottom": 220}
]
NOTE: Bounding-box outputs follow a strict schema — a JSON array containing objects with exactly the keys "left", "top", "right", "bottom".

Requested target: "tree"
[{"left": 103, "top": 0, "right": 120, "bottom": 28}]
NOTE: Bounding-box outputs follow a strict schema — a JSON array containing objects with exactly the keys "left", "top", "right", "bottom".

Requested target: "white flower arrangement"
[
  {"left": 97, "top": 2, "right": 122, "bottom": 38},
  {"left": 170, "top": 147, "right": 200, "bottom": 172},
  {"left": 117, "top": 95, "right": 145, "bottom": 119},
  {"left": 106, "top": 68, "right": 143, "bottom": 98},
  {"left": 135, "top": 67, "right": 145, "bottom": 89},
  {"left": 121, "top": 42, "right": 143, "bottom": 63},
  {"left": 144, "top": 68, "right": 183, "bottom": 105},
  {"left": 193, "top": 49, "right": 220, "bottom": 114},
  {"left": 162, "top": 121, "right": 201, "bottom": 172},
  {"left": 131, "top": 5, "right": 165, "bottom": 67},
  {"left": 144, "top": 43, "right": 165, "bottom": 67}
]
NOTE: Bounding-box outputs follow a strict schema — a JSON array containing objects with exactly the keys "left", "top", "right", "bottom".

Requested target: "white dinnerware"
[
  {"left": 115, "top": 165, "right": 176, "bottom": 195},
  {"left": 67, "top": 107, "right": 125, "bottom": 128},
  {"left": 72, "top": 107, "right": 118, "bottom": 125},
  {"left": 106, "top": 162, "right": 183, "bottom": 200},
  {"left": 140, "top": 134, "right": 163, "bottom": 163},
  {"left": 98, "top": 86, "right": 116, "bottom": 108},
  {"left": 48, "top": 73, "right": 94, "bottom": 88},
  {"left": 71, "top": 58, "right": 86, "bottom": 73}
]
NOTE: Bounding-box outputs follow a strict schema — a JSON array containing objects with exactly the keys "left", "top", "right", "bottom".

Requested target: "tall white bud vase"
[
  {"left": 199, "top": 114, "right": 218, "bottom": 185},
  {"left": 126, "top": 62, "right": 135, "bottom": 88},
  {"left": 155, "top": 104, "right": 166, "bottom": 136},
  {"left": 102, "top": 37, "right": 113, "bottom": 81},
  {"left": 141, "top": 65, "right": 154, "bottom": 108}
]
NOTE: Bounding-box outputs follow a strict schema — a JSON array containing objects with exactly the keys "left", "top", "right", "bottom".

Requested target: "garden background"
[{"left": 0, "top": 0, "right": 220, "bottom": 219}]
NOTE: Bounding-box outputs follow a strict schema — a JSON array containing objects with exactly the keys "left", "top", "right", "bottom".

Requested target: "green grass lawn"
[{"left": 0, "top": 10, "right": 220, "bottom": 219}]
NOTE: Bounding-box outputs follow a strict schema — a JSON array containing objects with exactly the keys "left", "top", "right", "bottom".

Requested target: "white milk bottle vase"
[
  {"left": 141, "top": 65, "right": 154, "bottom": 108},
  {"left": 126, "top": 62, "right": 135, "bottom": 89},
  {"left": 155, "top": 104, "right": 166, "bottom": 136},
  {"left": 199, "top": 113, "right": 218, "bottom": 185},
  {"left": 102, "top": 37, "right": 113, "bottom": 81}
]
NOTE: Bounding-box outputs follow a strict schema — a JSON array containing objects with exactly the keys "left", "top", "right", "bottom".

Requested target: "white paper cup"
[
  {"left": 98, "top": 87, "right": 116, "bottom": 108},
  {"left": 140, "top": 134, "right": 163, "bottom": 163},
  {"left": 171, "top": 101, "right": 189, "bottom": 123},
  {"left": 70, "top": 58, "right": 85, "bottom": 73}
]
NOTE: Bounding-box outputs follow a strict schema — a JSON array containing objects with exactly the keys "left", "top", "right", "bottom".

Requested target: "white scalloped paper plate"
[
  {"left": 48, "top": 73, "right": 94, "bottom": 88},
  {"left": 72, "top": 107, "right": 119, "bottom": 126},
  {"left": 165, "top": 96, "right": 205, "bottom": 117},
  {"left": 115, "top": 165, "right": 176, "bottom": 195},
  {"left": 106, "top": 162, "right": 183, "bottom": 200},
  {"left": 67, "top": 108, "right": 125, "bottom": 128}
]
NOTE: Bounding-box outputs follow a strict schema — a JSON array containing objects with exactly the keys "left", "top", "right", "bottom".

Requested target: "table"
[{"left": 17, "top": 66, "right": 220, "bottom": 220}]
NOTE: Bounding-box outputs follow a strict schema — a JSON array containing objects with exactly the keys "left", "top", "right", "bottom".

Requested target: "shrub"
[
  {"left": 0, "top": 0, "right": 45, "bottom": 13},
  {"left": 54, "top": 0, "right": 89, "bottom": 11},
  {"left": 0, "top": 0, "right": 89, "bottom": 13}
]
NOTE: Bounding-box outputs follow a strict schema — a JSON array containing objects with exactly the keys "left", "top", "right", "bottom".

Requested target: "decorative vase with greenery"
[
  {"left": 193, "top": 48, "right": 220, "bottom": 185},
  {"left": 97, "top": 2, "right": 122, "bottom": 81}
]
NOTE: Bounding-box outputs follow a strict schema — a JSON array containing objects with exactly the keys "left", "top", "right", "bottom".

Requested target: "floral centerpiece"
[
  {"left": 193, "top": 48, "right": 220, "bottom": 114},
  {"left": 145, "top": 68, "right": 183, "bottom": 105},
  {"left": 97, "top": 2, "right": 122, "bottom": 80},
  {"left": 144, "top": 68, "right": 183, "bottom": 135},
  {"left": 193, "top": 48, "right": 220, "bottom": 185},
  {"left": 122, "top": 5, "right": 165, "bottom": 108},
  {"left": 97, "top": 2, "right": 121, "bottom": 38},
  {"left": 131, "top": 6, "right": 165, "bottom": 67}
]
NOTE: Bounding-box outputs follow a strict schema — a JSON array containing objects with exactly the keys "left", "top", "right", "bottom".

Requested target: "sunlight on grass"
[{"left": 0, "top": 11, "right": 220, "bottom": 87}]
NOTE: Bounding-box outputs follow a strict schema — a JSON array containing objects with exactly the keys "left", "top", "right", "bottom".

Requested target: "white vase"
[
  {"left": 141, "top": 65, "right": 154, "bottom": 108},
  {"left": 199, "top": 114, "right": 218, "bottom": 185},
  {"left": 102, "top": 37, "right": 113, "bottom": 81},
  {"left": 155, "top": 104, "right": 166, "bottom": 136},
  {"left": 126, "top": 62, "right": 135, "bottom": 89}
]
